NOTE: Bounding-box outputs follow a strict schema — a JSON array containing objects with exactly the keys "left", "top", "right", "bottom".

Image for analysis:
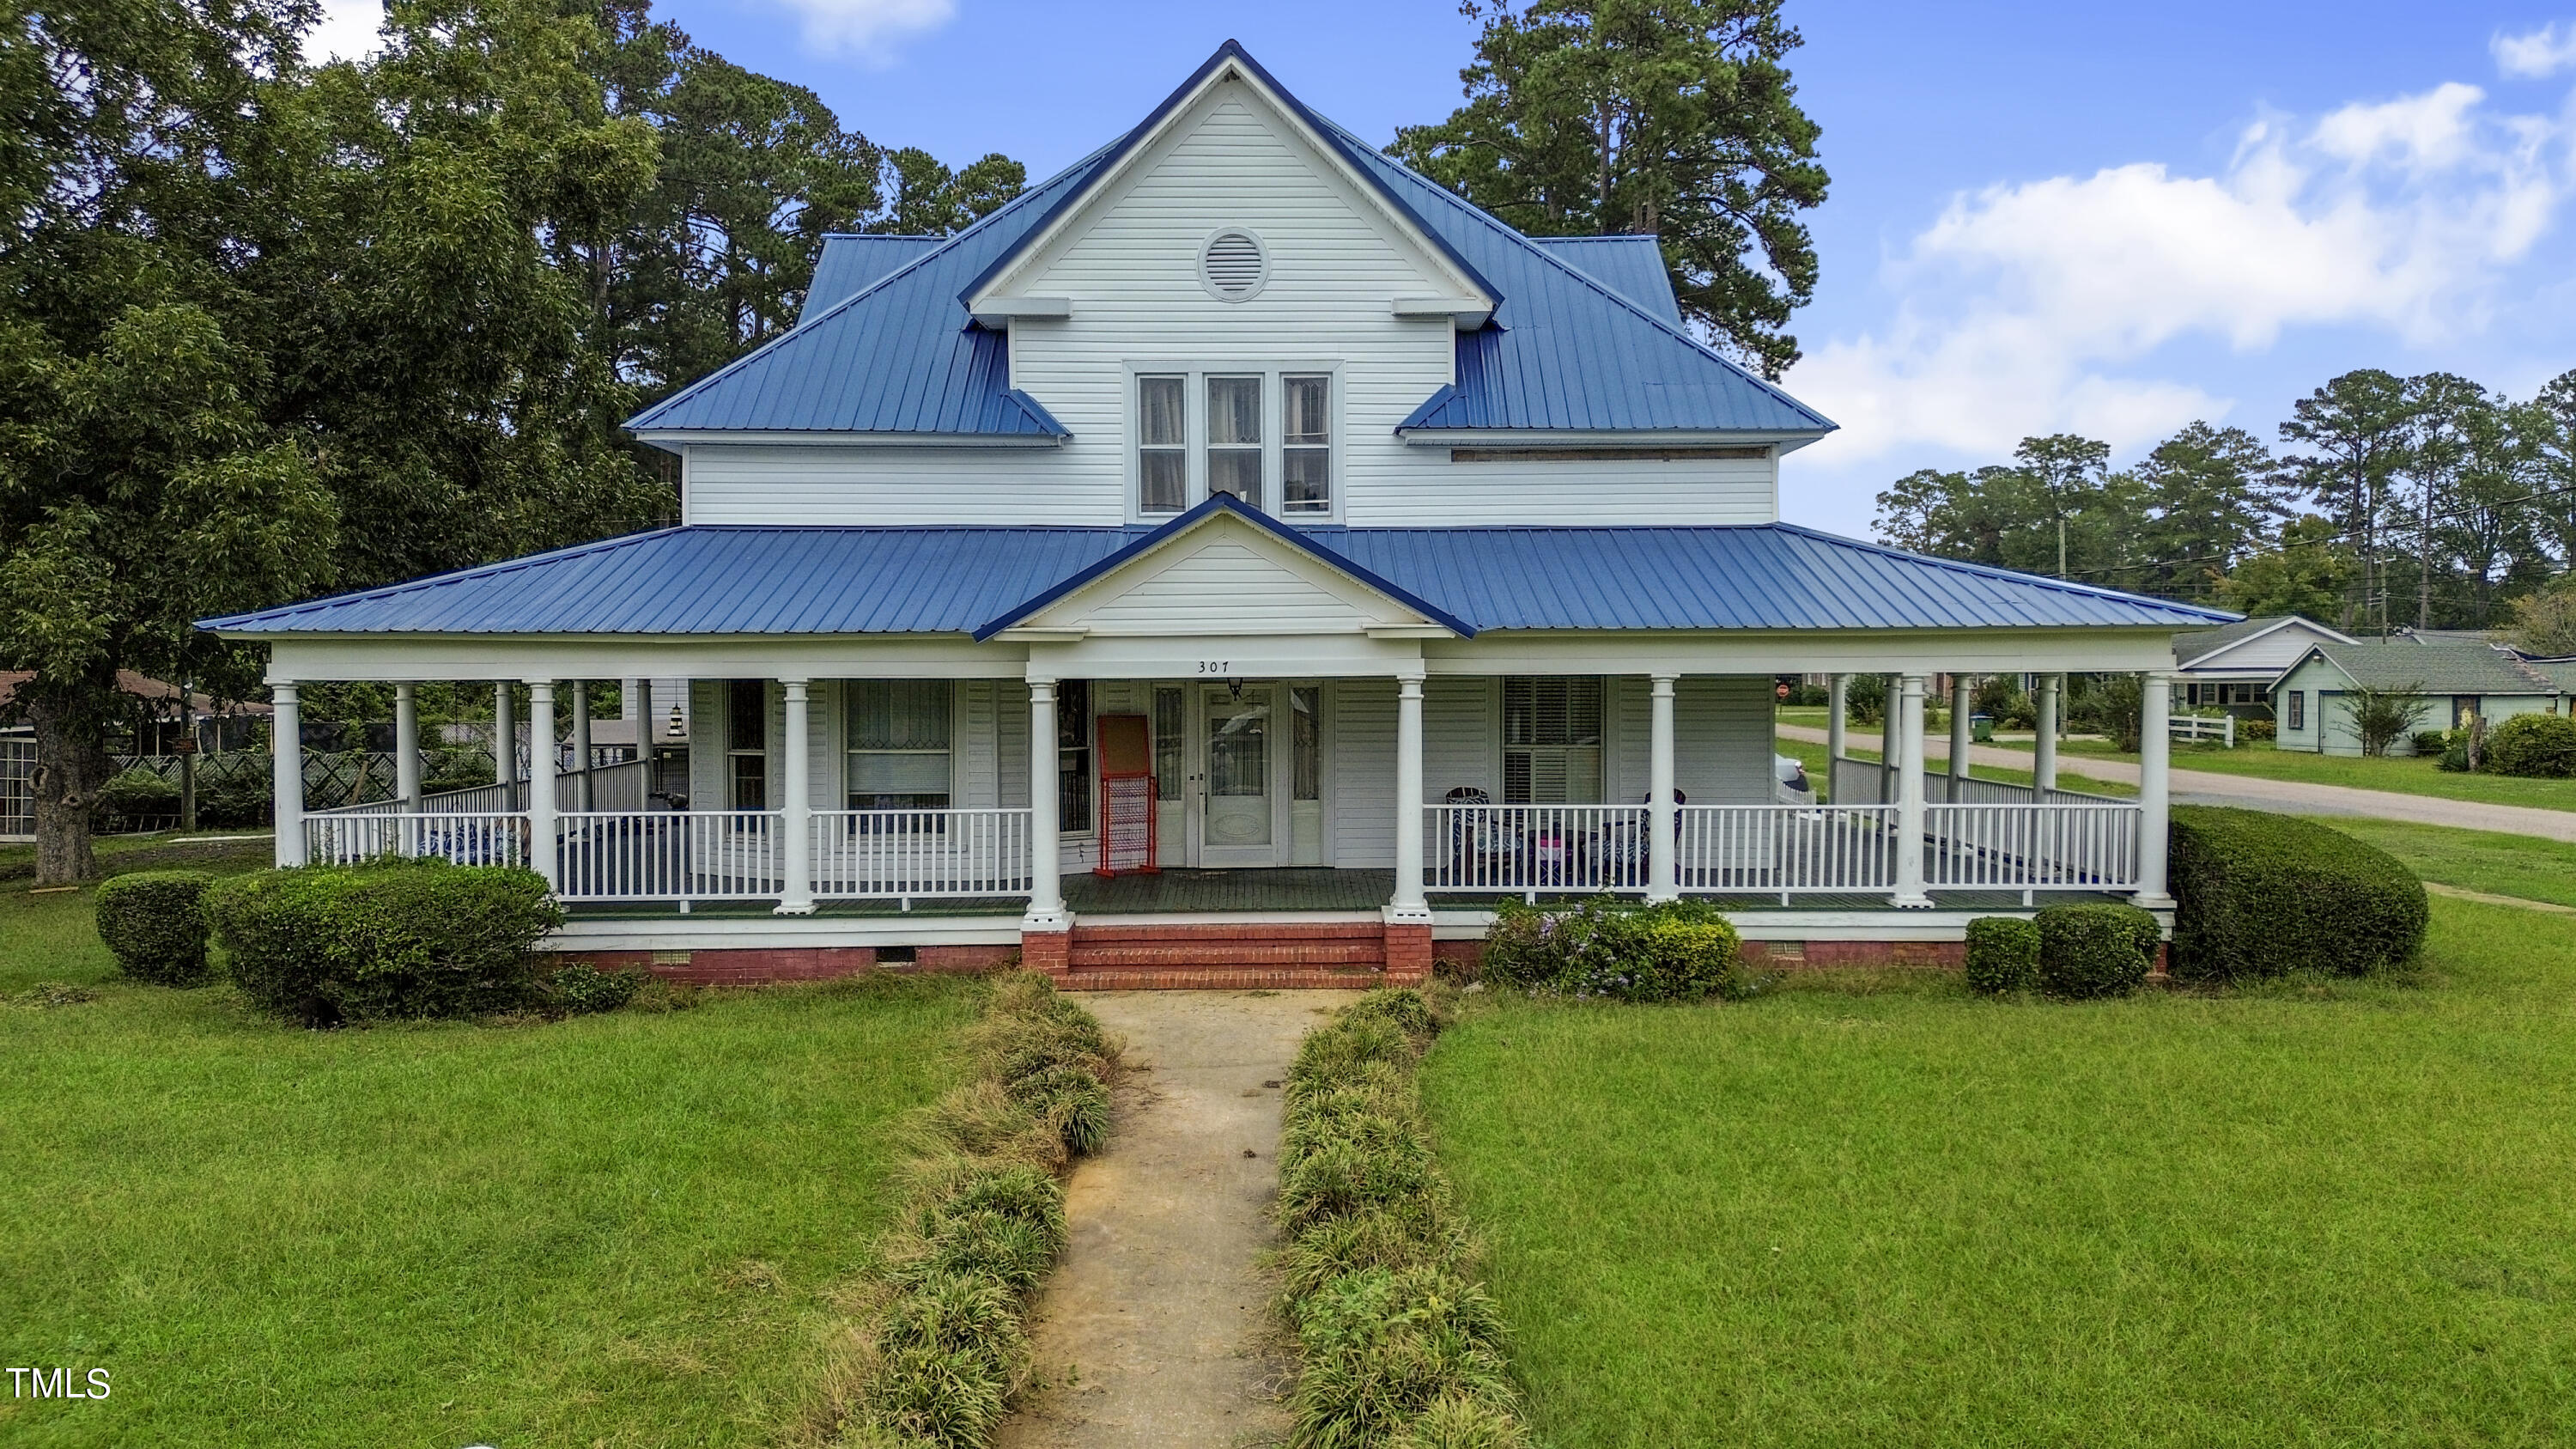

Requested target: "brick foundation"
[
  {"left": 1020, "top": 929, "right": 1072, "bottom": 982},
  {"left": 1383, "top": 923, "right": 1433, "bottom": 985},
  {"left": 554, "top": 943, "right": 1017, "bottom": 986}
]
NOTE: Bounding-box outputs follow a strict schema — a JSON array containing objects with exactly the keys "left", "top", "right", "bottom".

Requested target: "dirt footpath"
[{"left": 996, "top": 989, "right": 1362, "bottom": 1449}]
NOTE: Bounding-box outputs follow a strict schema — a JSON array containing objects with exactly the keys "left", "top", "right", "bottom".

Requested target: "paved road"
[{"left": 1778, "top": 724, "right": 2576, "bottom": 843}]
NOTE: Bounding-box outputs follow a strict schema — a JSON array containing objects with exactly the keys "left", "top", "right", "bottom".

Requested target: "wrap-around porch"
[{"left": 275, "top": 669, "right": 2180, "bottom": 929}]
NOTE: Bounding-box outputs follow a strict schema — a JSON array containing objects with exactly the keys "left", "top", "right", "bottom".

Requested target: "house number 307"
[{"left": 1195, "top": 661, "right": 1232, "bottom": 675}]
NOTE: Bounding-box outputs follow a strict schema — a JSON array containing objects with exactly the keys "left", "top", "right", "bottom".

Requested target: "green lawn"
[
  {"left": 1772, "top": 735, "right": 2138, "bottom": 799},
  {"left": 1425, "top": 894, "right": 2576, "bottom": 1446},
  {"left": 2001, "top": 735, "right": 2576, "bottom": 812},
  {"left": 2307, "top": 817, "right": 2576, "bottom": 909},
  {"left": 0, "top": 859, "right": 972, "bottom": 1447}
]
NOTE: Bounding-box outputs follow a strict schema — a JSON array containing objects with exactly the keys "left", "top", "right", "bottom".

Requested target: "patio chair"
[{"left": 1443, "top": 786, "right": 1495, "bottom": 886}]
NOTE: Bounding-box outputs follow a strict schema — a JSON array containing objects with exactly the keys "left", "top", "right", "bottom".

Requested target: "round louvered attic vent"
[{"left": 1199, "top": 229, "right": 1268, "bottom": 301}]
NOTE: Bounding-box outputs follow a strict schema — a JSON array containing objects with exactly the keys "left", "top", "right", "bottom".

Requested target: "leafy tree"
[
  {"left": 2277, "top": 369, "right": 2412, "bottom": 634},
  {"left": 2129, "top": 423, "right": 2285, "bottom": 602},
  {"left": 2394, "top": 372, "right": 2488, "bottom": 630},
  {"left": 2511, "top": 576, "right": 2576, "bottom": 658},
  {"left": 1394, "top": 0, "right": 1828, "bottom": 376},
  {"left": 2439, "top": 395, "right": 2549, "bottom": 628},
  {"left": 2525, "top": 368, "right": 2576, "bottom": 563},
  {"left": 2343, "top": 684, "right": 2430, "bottom": 758},
  {"left": 874, "top": 147, "right": 1028, "bottom": 236},
  {"left": 2217, "top": 516, "right": 2355, "bottom": 621},
  {"left": 1874, "top": 435, "right": 2139, "bottom": 582}
]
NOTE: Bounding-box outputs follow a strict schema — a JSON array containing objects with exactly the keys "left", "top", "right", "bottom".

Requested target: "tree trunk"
[{"left": 27, "top": 690, "right": 106, "bottom": 886}]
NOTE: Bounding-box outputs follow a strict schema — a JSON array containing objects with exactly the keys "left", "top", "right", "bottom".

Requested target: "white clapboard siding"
[
  {"left": 1072, "top": 541, "right": 1377, "bottom": 634},
  {"left": 683, "top": 445, "right": 1124, "bottom": 527},
  {"left": 1333, "top": 678, "right": 1397, "bottom": 867},
  {"left": 1353, "top": 454, "right": 1774, "bottom": 527},
  {"left": 1423, "top": 676, "right": 1498, "bottom": 801},
  {"left": 1613, "top": 673, "right": 1774, "bottom": 805},
  {"left": 997, "top": 679, "right": 1031, "bottom": 810}
]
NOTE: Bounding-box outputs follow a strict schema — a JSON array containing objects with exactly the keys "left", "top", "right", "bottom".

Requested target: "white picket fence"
[{"left": 2171, "top": 713, "right": 2237, "bottom": 746}]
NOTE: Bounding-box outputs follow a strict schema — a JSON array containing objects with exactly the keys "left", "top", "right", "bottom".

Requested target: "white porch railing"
[
  {"left": 810, "top": 808, "right": 1035, "bottom": 901},
  {"left": 1423, "top": 804, "right": 1652, "bottom": 892},
  {"left": 422, "top": 779, "right": 524, "bottom": 813},
  {"left": 1828, "top": 757, "right": 2123, "bottom": 807},
  {"left": 306, "top": 813, "right": 528, "bottom": 868},
  {"left": 1677, "top": 803, "right": 1900, "bottom": 898},
  {"left": 554, "top": 811, "right": 781, "bottom": 902},
  {"left": 1924, "top": 802, "right": 2140, "bottom": 893}
]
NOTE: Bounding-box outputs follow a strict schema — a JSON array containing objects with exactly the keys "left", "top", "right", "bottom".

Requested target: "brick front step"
[
  {"left": 1067, "top": 943, "right": 1387, "bottom": 969},
  {"left": 1060, "top": 965, "right": 1422, "bottom": 991}
]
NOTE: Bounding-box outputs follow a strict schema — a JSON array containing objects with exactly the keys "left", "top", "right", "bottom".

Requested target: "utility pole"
[{"left": 2057, "top": 518, "right": 2067, "bottom": 579}]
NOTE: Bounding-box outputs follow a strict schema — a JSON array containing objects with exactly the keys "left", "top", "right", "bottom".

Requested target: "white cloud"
[
  {"left": 768, "top": 0, "right": 955, "bottom": 58},
  {"left": 306, "top": 0, "right": 385, "bottom": 64},
  {"left": 1788, "top": 80, "right": 2569, "bottom": 466},
  {"left": 2495, "top": 21, "right": 2576, "bottom": 78}
]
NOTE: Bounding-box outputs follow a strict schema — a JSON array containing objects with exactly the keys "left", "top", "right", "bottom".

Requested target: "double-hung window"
[
  {"left": 726, "top": 679, "right": 768, "bottom": 810},
  {"left": 1283, "top": 374, "right": 1332, "bottom": 514},
  {"left": 846, "top": 680, "right": 951, "bottom": 812},
  {"left": 1503, "top": 677, "right": 1605, "bottom": 804},
  {"left": 1138, "top": 375, "right": 1187, "bottom": 512},
  {"left": 1133, "top": 370, "right": 1334, "bottom": 518},
  {"left": 1206, "top": 375, "right": 1263, "bottom": 508}
]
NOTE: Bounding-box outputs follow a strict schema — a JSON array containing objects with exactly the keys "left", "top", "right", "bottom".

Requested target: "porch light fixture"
[
  {"left": 1227, "top": 677, "right": 1245, "bottom": 703},
  {"left": 665, "top": 703, "right": 686, "bottom": 740}
]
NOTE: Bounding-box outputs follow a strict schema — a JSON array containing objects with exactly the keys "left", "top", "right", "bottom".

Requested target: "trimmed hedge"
[
  {"left": 1481, "top": 897, "right": 1750, "bottom": 1002},
  {"left": 840, "top": 973, "right": 1115, "bottom": 1448},
  {"left": 2480, "top": 711, "right": 2576, "bottom": 777},
  {"left": 1963, "top": 916, "right": 2039, "bottom": 995},
  {"left": 2168, "top": 806, "right": 2427, "bottom": 982},
  {"left": 94, "top": 870, "right": 216, "bottom": 986},
  {"left": 203, "top": 860, "right": 562, "bottom": 1025},
  {"left": 1275, "top": 989, "right": 1528, "bottom": 1448},
  {"left": 2035, "top": 903, "right": 2159, "bottom": 999}
]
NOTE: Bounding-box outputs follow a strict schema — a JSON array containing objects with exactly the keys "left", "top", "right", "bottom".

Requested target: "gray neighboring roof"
[
  {"left": 799, "top": 235, "right": 943, "bottom": 326},
  {"left": 2172, "top": 613, "right": 2354, "bottom": 667},
  {"left": 1522, "top": 236, "right": 1683, "bottom": 326},
  {"left": 626, "top": 43, "right": 1832, "bottom": 443},
  {"left": 2286, "top": 639, "right": 2556, "bottom": 695},
  {"left": 200, "top": 522, "right": 2236, "bottom": 637}
]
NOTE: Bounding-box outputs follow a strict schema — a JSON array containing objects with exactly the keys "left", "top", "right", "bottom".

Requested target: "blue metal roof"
[
  {"left": 800, "top": 234, "right": 942, "bottom": 326},
  {"left": 624, "top": 147, "right": 1118, "bottom": 437},
  {"left": 625, "top": 42, "right": 1832, "bottom": 442},
  {"left": 1523, "top": 236, "right": 1682, "bottom": 327},
  {"left": 202, "top": 524, "right": 2235, "bottom": 636}
]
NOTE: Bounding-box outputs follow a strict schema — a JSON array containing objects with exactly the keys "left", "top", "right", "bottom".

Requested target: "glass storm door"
[{"left": 1198, "top": 684, "right": 1276, "bottom": 865}]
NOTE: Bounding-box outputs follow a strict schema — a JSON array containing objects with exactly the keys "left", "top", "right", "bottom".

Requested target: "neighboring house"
[
  {"left": 200, "top": 44, "right": 2233, "bottom": 984},
  {"left": 2271, "top": 639, "right": 2563, "bottom": 755},
  {"left": 2170, "top": 616, "right": 2354, "bottom": 716}
]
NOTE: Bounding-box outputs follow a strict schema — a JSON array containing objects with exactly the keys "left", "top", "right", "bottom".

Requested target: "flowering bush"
[{"left": 1479, "top": 897, "right": 1749, "bottom": 1002}]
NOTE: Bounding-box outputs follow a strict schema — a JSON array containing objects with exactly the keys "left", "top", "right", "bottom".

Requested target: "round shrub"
[
  {"left": 2034, "top": 902, "right": 2159, "bottom": 999},
  {"left": 2240, "top": 716, "right": 2276, "bottom": 744},
  {"left": 1475, "top": 898, "right": 1748, "bottom": 1002},
  {"left": 2167, "top": 806, "right": 2427, "bottom": 982},
  {"left": 550, "top": 961, "right": 647, "bottom": 1014},
  {"left": 202, "top": 859, "right": 562, "bottom": 1025},
  {"left": 1962, "top": 916, "right": 2039, "bottom": 995},
  {"left": 95, "top": 766, "right": 180, "bottom": 826},
  {"left": 94, "top": 870, "right": 216, "bottom": 985},
  {"left": 2481, "top": 711, "right": 2576, "bottom": 777}
]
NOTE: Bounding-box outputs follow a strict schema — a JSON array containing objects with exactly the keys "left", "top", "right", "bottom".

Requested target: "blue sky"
[{"left": 323, "top": 2, "right": 2576, "bottom": 539}]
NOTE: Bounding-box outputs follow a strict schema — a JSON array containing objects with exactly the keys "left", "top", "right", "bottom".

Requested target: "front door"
[{"left": 1197, "top": 683, "right": 1276, "bottom": 866}]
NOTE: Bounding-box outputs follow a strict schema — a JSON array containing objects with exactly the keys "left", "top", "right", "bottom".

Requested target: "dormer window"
[{"left": 1132, "top": 368, "right": 1335, "bottom": 520}]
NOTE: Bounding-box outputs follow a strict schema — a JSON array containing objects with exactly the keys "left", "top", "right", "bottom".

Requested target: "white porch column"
[
  {"left": 526, "top": 681, "right": 557, "bottom": 890},
  {"left": 1025, "top": 679, "right": 1069, "bottom": 929},
  {"left": 393, "top": 681, "right": 421, "bottom": 811},
  {"left": 1949, "top": 674, "right": 1974, "bottom": 779},
  {"left": 776, "top": 678, "right": 815, "bottom": 915},
  {"left": 270, "top": 681, "right": 305, "bottom": 868},
  {"left": 1389, "top": 672, "right": 1431, "bottom": 922},
  {"left": 1647, "top": 673, "right": 1679, "bottom": 903},
  {"left": 2135, "top": 670, "right": 2175, "bottom": 908},
  {"left": 2035, "top": 674, "right": 2061, "bottom": 791},
  {"left": 1881, "top": 674, "right": 1904, "bottom": 777},
  {"left": 1826, "top": 673, "right": 1848, "bottom": 761},
  {"left": 1892, "top": 673, "right": 1932, "bottom": 908},
  {"left": 493, "top": 683, "right": 515, "bottom": 788},
  {"left": 570, "top": 683, "right": 592, "bottom": 813}
]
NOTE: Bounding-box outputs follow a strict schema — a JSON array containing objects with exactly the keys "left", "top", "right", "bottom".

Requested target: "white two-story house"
[{"left": 204, "top": 43, "right": 2233, "bottom": 986}]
